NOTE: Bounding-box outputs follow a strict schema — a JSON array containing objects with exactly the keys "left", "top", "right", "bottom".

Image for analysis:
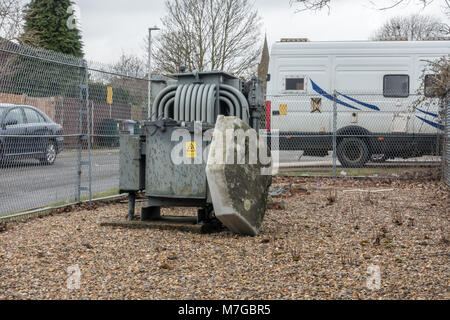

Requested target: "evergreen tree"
[{"left": 21, "top": 0, "right": 83, "bottom": 57}]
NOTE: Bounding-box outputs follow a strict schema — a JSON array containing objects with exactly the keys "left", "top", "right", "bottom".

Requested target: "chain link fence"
[
  {"left": 266, "top": 91, "right": 444, "bottom": 178},
  {"left": 445, "top": 88, "right": 450, "bottom": 188},
  {"left": 0, "top": 39, "right": 446, "bottom": 218},
  {"left": 0, "top": 39, "right": 148, "bottom": 217}
]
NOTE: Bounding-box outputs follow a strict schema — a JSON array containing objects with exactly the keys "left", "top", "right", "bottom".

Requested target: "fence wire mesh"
[
  {"left": 445, "top": 88, "right": 450, "bottom": 188},
  {"left": 83, "top": 61, "right": 148, "bottom": 200},
  {"left": 0, "top": 39, "right": 446, "bottom": 217},
  {"left": 0, "top": 40, "right": 84, "bottom": 216},
  {"left": 0, "top": 40, "right": 148, "bottom": 217},
  {"left": 266, "top": 92, "right": 443, "bottom": 178}
]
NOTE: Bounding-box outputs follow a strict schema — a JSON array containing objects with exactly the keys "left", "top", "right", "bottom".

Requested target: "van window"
[
  {"left": 285, "top": 78, "right": 305, "bottom": 91},
  {"left": 383, "top": 75, "right": 409, "bottom": 98},
  {"left": 424, "top": 74, "right": 439, "bottom": 97}
]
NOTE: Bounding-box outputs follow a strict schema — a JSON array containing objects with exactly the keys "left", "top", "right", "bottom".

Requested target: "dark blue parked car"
[{"left": 0, "top": 104, "right": 63, "bottom": 165}]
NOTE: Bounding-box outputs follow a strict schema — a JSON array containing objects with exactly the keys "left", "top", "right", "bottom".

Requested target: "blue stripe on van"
[
  {"left": 416, "top": 116, "right": 444, "bottom": 131},
  {"left": 416, "top": 108, "right": 438, "bottom": 118},
  {"left": 310, "top": 80, "right": 361, "bottom": 111},
  {"left": 336, "top": 92, "right": 380, "bottom": 111}
]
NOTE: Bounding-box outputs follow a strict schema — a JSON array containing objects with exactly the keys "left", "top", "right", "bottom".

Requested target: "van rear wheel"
[{"left": 337, "top": 138, "right": 370, "bottom": 168}]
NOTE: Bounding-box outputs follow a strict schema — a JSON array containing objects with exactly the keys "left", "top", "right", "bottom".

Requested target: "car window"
[
  {"left": 37, "top": 112, "right": 47, "bottom": 122},
  {"left": 24, "top": 108, "right": 42, "bottom": 124},
  {"left": 0, "top": 107, "right": 7, "bottom": 120},
  {"left": 4, "top": 108, "right": 24, "bottom": 125}
]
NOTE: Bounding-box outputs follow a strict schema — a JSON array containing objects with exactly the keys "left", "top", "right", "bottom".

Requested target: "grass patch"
[{"left": 279, "top": 167, "right": 433, "bottom": 177}]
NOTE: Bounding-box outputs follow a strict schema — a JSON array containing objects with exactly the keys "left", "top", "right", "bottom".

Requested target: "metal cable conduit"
[{"left": 152, "top": 83, "right": 250, "bottom": 124}]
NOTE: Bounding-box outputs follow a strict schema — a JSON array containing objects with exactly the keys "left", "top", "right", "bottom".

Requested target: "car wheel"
[
  {"left": 337, "top": 138, "right": 370, "bottom": 168},
  {"left": 40, "top": 141, "right": 57, "bottom": 165}
]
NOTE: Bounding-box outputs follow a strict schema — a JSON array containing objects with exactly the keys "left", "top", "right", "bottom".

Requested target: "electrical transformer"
[{"left": 119, "top": 71, "right": 272, "bottom": 236}]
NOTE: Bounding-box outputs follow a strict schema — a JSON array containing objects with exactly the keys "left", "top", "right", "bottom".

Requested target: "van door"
[{"left": 384, "top": 75, "right": 411, "bottom": 133}]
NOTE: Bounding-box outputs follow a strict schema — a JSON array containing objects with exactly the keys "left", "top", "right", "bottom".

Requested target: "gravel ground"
[{"left": 0, "top": 177, "right": 448, "bottom": 300}]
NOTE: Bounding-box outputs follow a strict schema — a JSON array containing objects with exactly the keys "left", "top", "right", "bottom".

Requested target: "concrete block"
[{"left": 206, "top": 116, "right": 272, "bottom": 236}]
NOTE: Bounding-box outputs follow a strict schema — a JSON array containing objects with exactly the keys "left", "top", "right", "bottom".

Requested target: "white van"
[{"left": 265, "top": 39, "right": 449, "bottom": 167}]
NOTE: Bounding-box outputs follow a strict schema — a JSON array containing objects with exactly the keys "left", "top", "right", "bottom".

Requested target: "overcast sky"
[{"left": 73, "top": 0, "right": 448, "bottom": 64}]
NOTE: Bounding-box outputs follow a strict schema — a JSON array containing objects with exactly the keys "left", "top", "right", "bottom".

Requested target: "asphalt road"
[
  {"left": 0, "top": 149, "right": 120, "bottom": 215},
  {"left": 0, "top": 148, "right": 441, "bottom": 216}
]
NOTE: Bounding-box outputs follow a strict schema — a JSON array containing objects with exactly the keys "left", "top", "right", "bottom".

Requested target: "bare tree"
[
  {"left": 105, "top": 53, "right": 148, "bottom": 100},
  {"left": 413, "top": 55, "right": 450, "bottom": 111},
  {"left": 148, "top": 0, "right": 263, "bottom": 78},
  {"left": 111, "top": 53, "right": 146, "bottom": 79},
  {"left": 371, "top": 14, "right": 449, "bottom": 40},
  {"left": 0, "top": 0, "right": 40, "bottom": 45},
  {"left": 0, "top": 0, "right": 23, "bottom": 41},
  {"left": 90, "top": 53, "right": 149, "bottom": 119},
  {"left": 91, "top": 53, "right": 147, "bottom": 85},
  {"left": 110, "top": 53, "right": 148, "bottom": 107},
  {"left": 290, "top": 0, "right": 331, "bottom": 12},
  {"left": 290, "top": 0, "right": 450, "bottom": 16}
]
